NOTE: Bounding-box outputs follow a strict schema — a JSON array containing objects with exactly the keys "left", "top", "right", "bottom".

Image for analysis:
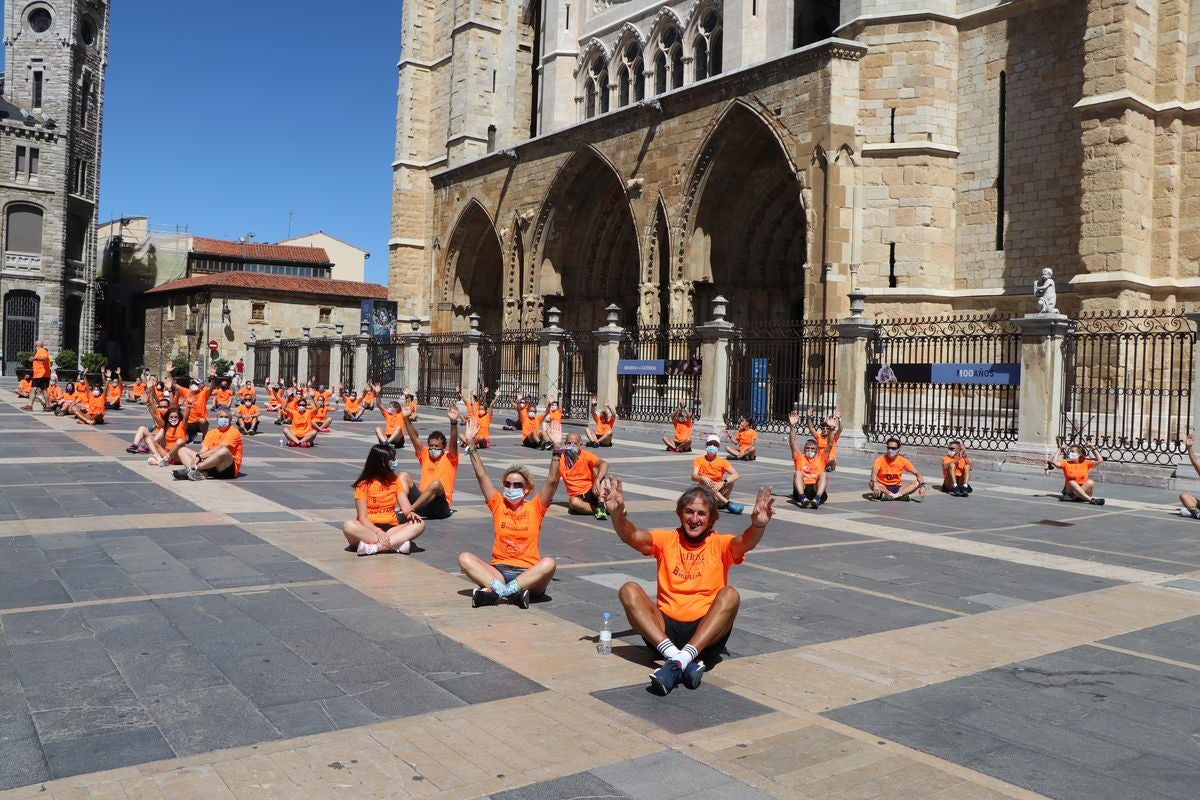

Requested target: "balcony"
[
  {"left": 4, "top": 252, "right": 42, "bottom": 275},
  {"left": 65, "top": 259, "right": 86, "bottom": 282}
]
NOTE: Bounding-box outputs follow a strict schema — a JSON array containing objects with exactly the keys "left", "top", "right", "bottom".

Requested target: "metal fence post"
[
  {"left": 697, "top": 295, "right": 734, "bottom": 430},
  {"left": 1009, "top": 312, "right": 1071, "bottom": 464},
  {"left": 539, "top": 307, "right": 566, "bottom": 400},
  {"left": 1184, "top": 312, "right": 1200, "bottom": 477},
  {"left": 832, "top": 291, "right": 874, "bottom": 452},
  {"left": 461, "top": 314, "right": 483, "bottom": 395},
  {"left": 329, "top": 329, "right": 343, "bottom": 390},
  {"left": 594, "top": 305, "right": 623, "bottom": 412}
]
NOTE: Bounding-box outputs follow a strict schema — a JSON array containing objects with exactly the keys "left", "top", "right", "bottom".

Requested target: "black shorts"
[
  {"left": 522, "top": 435, "right": 541, "bottom": 448},
  {"left": 105, "top": 401, "right": 121, "bottom": 410},
  {"left": 493, "top": 563, "right": 526, "bottom": 584},
  {"left": 186, "top": 421, "right": 206, "bottom": 435},
  {"left": 644, "top": 612, "right": 731, "bottom": 669},
  {"left": 407, "top": 484, "right": 451, "bottom": 520},
  {"left": 575, "top": 490, "right": 600, "bottom": 506},
  {"left": 673, "top": 440, "right": 692, "bottom": 451},
  {"left": 31, "top": 377, "right": 49, "bottom": 390},
  {"left": 203, "top": 464, "right": 238, "bottom": 480}
]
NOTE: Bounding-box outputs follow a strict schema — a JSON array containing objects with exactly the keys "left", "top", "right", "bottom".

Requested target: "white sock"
[
  {"left": 395, "top": 540, "right": 411, "bottom": 554},
  {"left": 656, "top": 639, "right": 681, "bottom": 661},
  {"left": 356, "top": 541, "right": 378, "bottom": 556},
  {"left": 676, "top": 644, "right": 698, "bottom": 668}
]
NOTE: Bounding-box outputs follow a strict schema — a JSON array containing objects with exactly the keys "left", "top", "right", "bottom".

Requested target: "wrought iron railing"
[
  {"left": 340, "top": 338, "right": 357, "bottom": 389},
  {"left": 616, "top": 325, "right": 701, "bottom": 422},
  {"left": 277, "top": 340, "right": 300, "bottom": 385},
  {"left": 726, "top": 320, "right": 838, "bottom": 433},
  {"left": 417, "top": 334, "right": 462, "bottom": 408},
  {"left": 559, "top": 329, "right": 597, "bottom": 417},
  {"left": 252, "top": 341, "right": 271, "bottom": 384},
  {"left": 480, "top": 329, "right": 541, "bottom": 404}
]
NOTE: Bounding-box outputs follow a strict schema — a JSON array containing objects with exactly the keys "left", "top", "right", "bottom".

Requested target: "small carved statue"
[{"left": 1034, "top": 267, "right": 1057, "bottom": 314}]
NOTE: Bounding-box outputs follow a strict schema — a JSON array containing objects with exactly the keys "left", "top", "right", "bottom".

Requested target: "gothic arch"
[{"left": 438, "top": 199, "right": 504, "bottom": 332}]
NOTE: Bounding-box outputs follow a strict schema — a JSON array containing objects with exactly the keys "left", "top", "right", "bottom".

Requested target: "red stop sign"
[{"left": 208, "top": 339, "right": 219, "bottom": 351}]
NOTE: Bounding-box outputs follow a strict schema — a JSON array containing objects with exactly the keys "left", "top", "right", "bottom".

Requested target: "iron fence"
[
  {"left": 367, "top": 335, "right": 401, "bottom": 392},
  {"left": 340, "top": 338, "right": 357, "bottom": 389},
  {"left": 1060, "top": 309, "right": 1194, "bottom": 465},
  {"left": 252, "top": 341, "right": 271, "bottom": 384},
  {"left": 865, "top": 315, "right": 1020, "bottom": 450},
  {"left": 616, "top": 325, "right": 701, "bottom": 422},
  {"left": 307, "top": 339, "right": 332, "bottom": 386},
  {"left": 418, "top": 334, "right": 462, "bottom": 408},
  {"left": 559, "top": 329, "right": 597, "bottom": 417},
  {"left": 480, "top": 329, "right": 541, "bottom": 404},
  {"left": 277, "top": 340, "right": 300, "bottom": 385},
  {"left": 726, "top": 320, "right": 838, "bottom": 433}
]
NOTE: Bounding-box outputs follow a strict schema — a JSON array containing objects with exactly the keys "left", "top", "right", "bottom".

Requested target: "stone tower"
[{"left": 0, "top": 0, "right": 109, "bottom": 371}]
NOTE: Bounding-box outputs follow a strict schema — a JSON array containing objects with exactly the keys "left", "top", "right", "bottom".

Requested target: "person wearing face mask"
[
  {"left": 179, "top": 366, "right": 216, "bottom": 443},
  {"left": 146, "top": 406, "right": 188, "bottom": 467},
  {"left": 691, "top": 435, "right": 745, "bottom": 514},
  {"left": 1053, "top": 441, "right": 1104, "bottom": 504},
  {"left": 212, "top": 379, "right": 234, "bottom": 409},
  {"left": 458, "top": 423, "right": 563, "bottom": 608},
  {"left": 941, "top": 440, "right": 973, "bottom": 497},
  {"left": 512, "top": 392, "right": 548, "bottom": 449},
  {"left": 869, "top": 438, "right": 926, "bottom": 500},
  {"left": 803, "top": 407, "right": 843, "bottom": 473},
  {"left": 374, "top": 388, "right": 407, "bottom": 447},
  {"left": 395, "top": 404, "right": 460, "bottom": 520},
  {"left": 73, "top": 383, "right": 108, "bottom": 426},
  {"left": 51, "top": 382, "right": 77, "bottom": 415},
  {"left": 586, "top": 396, "right": 617, "bottom": 447},
  {"left": 601, "top": 477, "right": 775, "bottom": 695},
  {"left": 459, "top": 388, "right": 497, "bottom": 449},
  {"left": 555, "top": 430, "right": 610, "bottom": 520},
  {"left": 129, "top": 372, "right": 147, "bottom": 405},
  {"left": 235, "top": 396, "right": 261, "bottom": 436},
  {"left": 282, "top": 397, "right": 320, "bottom": 447},
  {"left": 312, "top": 395, "right": 334, "bottom": 433},
  {"left": 343, "top": 444, "right": 425, "bottom": 555},
  {"left": 173, "top": 406, "right": 243, "bottom": 481},
  {"left": 238, "top": 380, "right": 256, "bottom": 405},
  {"left": 127, "top": 398, "right": 172, "bottom": 454},
  {"left": 786, "top": 410, "right": 834, "bottom": 508},
  {"left": 663, "top": 401, "right": 694, "bottom": 452},
  {"left": 724, "top": 417, "right": 758, "bottom": 461}
]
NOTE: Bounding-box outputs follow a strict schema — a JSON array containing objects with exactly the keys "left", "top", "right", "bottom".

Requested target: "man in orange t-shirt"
[
  {"left": 557, "top": 430, "right": 609, "bottom": 519},
  {"left": 663, "top": 401, "right": 694, "bottom": 452},
  {"left": 941, "top": 440, "right": 974, "bottom": 497},
  {"left": 283, "top": 397, "right": 319, "bottom": 447},
  {"left": 103, "top": 369, "right": 123, "bottom": 410},
  {"left": 869, "top": 438, "right": 926, "bottom": 501},
  {"left": 725, "top": 417, "right": 758, "bottom": 461},
  {"left": 73, "top": 384, "right": 107, "bottom": 425},
  {"left": 602, "top": 478, "right": 775, "bottom": 695},
  {"left": 374, "top": 389, "right": 406, "bottom": 447},
  {"left": 234, "top": 397, "right": 260, "bottom": 435},
  {"left": 1055, "top": 441, "right": 1104, "bottom": 505},
  {"left": 512, "top": 394, "right": 548, "bottom": 449},
  {"left": 24, "top": 340, "right": 52, "bottom": 411},
  {"left": 396, "top": 405, "right": 460, "bottom": 519},
  {"left": 586, "top": 397, "right": 616, "bottom": 447},
  {"left": 16, "top": 377, "right": 30, "bottom": 398},
  {"left": 174, "top": 406, "right": 243, "bottom": 481},
  {"left": 691, "top": 435, "right": 744, "bottom": 514},
  {"left": 460, "top": 388, "right": 496, "bottom": 448},
  {"left": 787, "top": 410, "right": 834, "bottom": 508},
  {"left": 212, "top": 379, "right": 234, "bottom": 409},
  {"left": 342, "top": 390, "right": 364, "bottom": 421}
]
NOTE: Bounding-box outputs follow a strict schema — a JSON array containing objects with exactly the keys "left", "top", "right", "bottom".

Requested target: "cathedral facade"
[{"left": 390, "top": 0, "right": 1199, "bottom": 332}]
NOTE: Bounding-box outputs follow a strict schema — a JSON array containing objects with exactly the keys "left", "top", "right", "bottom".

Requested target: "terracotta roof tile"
[
  {"left": 143, "top": 271, "right": 388, "bottom": 300},
  {"left": 191, "top": 236, "right": 332, "bottom": 264}
]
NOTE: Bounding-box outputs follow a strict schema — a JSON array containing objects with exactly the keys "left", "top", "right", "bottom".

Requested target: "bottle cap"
[{"left": 602, "top": 612, "right": 611, "bottom": 620}]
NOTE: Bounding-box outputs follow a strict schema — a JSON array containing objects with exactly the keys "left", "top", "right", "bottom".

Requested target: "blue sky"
[{"left": 4, "top": 0, "right": 403, "bottom": 285}]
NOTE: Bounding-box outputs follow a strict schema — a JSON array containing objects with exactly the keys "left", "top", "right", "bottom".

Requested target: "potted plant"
[
  {"left": 14, "top": 351, "right": 33, "bottom": 380},
  {"left": 170, "top": 355, "right": 191, "bottom": 381},
  {"left": 80, "top": 352, "right": 108, "bottom": 385},
  {"left": 55, "top": 349, "right": 79, "bottom": 383}
]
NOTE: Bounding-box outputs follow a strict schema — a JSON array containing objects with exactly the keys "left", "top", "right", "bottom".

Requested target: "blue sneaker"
[
  {"left": 649, "top": 660, "right": 684, "bottom": 696},
  {"left": 682, "top": 660, "right": 705, "bottom": 690},
  {"left": 726, "top": 502, "right": 744, "bottom": 515}
]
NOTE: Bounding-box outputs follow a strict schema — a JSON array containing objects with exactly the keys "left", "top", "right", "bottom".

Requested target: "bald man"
[{"left": 24, "top": 340, "right": 51, "bottom": 412}]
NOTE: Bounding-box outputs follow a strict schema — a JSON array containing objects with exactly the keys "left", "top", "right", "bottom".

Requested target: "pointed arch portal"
[{"left": 440, "top": 201, "right": 504, "bottom": 332}]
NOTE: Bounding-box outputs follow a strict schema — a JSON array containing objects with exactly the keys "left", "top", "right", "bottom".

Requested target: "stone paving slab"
[{"left": 591, "top": 683, "right": 775, "bottom": 735}]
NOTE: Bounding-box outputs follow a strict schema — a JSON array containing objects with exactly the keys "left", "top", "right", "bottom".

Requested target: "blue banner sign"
[
  {"left": 618, "top": 359, "right": 664, "bottom": 375},
  {"left": 869, "top": 363, "right": 1020, "bottom": 385}
]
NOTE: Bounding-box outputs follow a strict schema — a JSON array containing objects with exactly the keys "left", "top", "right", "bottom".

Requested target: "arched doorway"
[
  {"left": 534, "top": 148, "right": 640, "bottom": 330},
  {"left": 439, "top": 200, "right": 504, "bottom": 332},
  {"left": 685, "top": 103, "right": 808, "bottom": 324},
  {"left": 3, "top": 291, "right": 40, "bottom": 375}
]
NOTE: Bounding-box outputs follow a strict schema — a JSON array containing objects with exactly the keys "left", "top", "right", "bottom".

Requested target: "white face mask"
[
  {"left": 502, "top": 486, "right": 525, "bottom": 502},
  {"left": 705, "top": 445, "right": 719, "bottom": 454},
  {"left": 804, "top": 449, "right": 817, "bottom": 458},
  {"left": 947, "top": 449, "right": 958, "bottom": 457},
  {"left": 92, "top": 390, "right": 102, "bottom": 396},
  {"left": 886, "top": 448, "right": 899, "bottom": 456},
  {"left": 216, "top": 418, "right": 231, "bottom": 430},
  {"left": 428, "top": 448, "right": 443, "bottom": 459},
  {"left": 1068, "top": 452, "right": 1081, "bottom": 462}
]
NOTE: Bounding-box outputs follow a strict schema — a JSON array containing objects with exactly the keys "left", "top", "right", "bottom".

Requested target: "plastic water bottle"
[
  {"left": 279, "top": 435, "right": 285, "bottom": 448},
  {"left": 597, "top": 612, "right": 612, "bottom": 655}
]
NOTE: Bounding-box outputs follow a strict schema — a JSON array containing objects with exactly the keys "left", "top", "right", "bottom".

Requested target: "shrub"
[
  {"left": 171, "top": 355, "right": 190, "bottom": 377},
  {"left": 54, "top": 350, "right": 78, "bottom": 370},
  {"left": 15, "top": 351, "right": 33, "bottom": 368},
  {"left": 80, "top": 352, "right": 108, "bottom": 373}
]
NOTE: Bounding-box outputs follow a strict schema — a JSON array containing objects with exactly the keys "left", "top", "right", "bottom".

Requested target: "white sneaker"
[
  {"left": 1180, "top": 508, "right": 1198, "bottom": 519},
  {"left": 395, "top": 540, "right": 411, "bottom": 554},
  {"left": 356, "top": 541, "right": 379, "bottom": 556}
]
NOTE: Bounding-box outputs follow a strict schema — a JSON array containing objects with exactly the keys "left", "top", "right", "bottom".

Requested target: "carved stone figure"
[
  {"left": 1033, "top": 268, "right": 1057, "bottom": 314},
  {"left": 638, "top": 282, "right": 659, "bottom": 328}
]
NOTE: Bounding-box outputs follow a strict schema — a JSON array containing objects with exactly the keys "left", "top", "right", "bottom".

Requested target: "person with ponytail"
[{"left": 342, "top": 443, "right": 426, "bottom": 555}]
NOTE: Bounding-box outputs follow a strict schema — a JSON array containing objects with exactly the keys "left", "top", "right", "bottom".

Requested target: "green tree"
[{"left": 171, "top": 356, "right": 190, "bottom": 377}]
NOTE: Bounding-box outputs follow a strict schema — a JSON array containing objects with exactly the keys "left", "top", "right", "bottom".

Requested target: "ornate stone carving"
[
  {"left": 669, "top": 279, "right": 695, "bottom": 325},
  {"left": 503, "top": 296, "right": 520, "bottom": 330},
  {"left": 638, "top": 281, "right": 660, "bottom": 327}
]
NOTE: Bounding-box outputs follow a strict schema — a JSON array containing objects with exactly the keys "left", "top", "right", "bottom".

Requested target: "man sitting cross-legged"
[
  {"left": 556, "top": 429, "right": 609, "bottom": 520},
  {"left": 394, "top": 405, "right": 460, "bottom": 520},
  {"left": 282, "top": 396, "right": 319, "bottom": 447},
  {"left": 234, "top": 396, "right": 260, "bottom": 436},
  {"left": 173, "top": 406, "right": 243, "bottom": 481},
  {"left": 601, "top": 478, "right": 775, "bottom": 695}
]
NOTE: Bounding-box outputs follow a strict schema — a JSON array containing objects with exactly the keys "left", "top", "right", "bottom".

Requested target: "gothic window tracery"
[
  {"left": 584, "top": 53, "right": 610, "bottom": 118},
  {"left": 616, "top": 43, "right": 644, "bottom": 108},
  {"left": 653, "top": 27, "right": 683, "bottom": 95},
  {"left": 693, "top": 11, "right": 722, "bottom": 81}
]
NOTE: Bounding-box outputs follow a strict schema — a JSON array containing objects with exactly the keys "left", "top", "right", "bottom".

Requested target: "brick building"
[
  {"left": 0, "top": 0, "right": 108, "bottom": 372},
  {"left": 390, "top": 0, "right": 1200, "bottom": 332}
]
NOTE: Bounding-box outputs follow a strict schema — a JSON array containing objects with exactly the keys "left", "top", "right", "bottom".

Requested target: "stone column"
[
  {"left": 400, "top": 329, "right": 426, "bottom": 394},
  {"left": 297, "top": 327, "right": 310, "bottom": 383},
  {"left": 353, "top": 327, "right": 369, "bottom": 390},
  {"left": 329, "top": 333, "right": 343, "bottom": 389},
  {"left": 1008, "top": 313, "right": 1072, "bottom": 464},
  {"left": 832, "top": 310, "right": 875, "bottom": 453},
  {"left": 696, "top": 295, "right": 734, "bottom": 430},
  {"left": 594, "top": 304, "right": 624, "bottom": 410},
  {"left": 461, "top": 314, "right": 483, "bottom": 395},
  {"left": 268, "top": 330, "right": 281, "bottom": 383},
  {"left": 539, "top": 307, "right": 567, "bottom": 399},
  {"left": 243, "top": 342, "right": 255, "bottom": 384}
]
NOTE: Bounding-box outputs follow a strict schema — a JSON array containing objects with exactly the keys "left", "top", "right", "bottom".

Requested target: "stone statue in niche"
[{"left": 1033, "top": 268, "right": 1057, "bottom": 314}]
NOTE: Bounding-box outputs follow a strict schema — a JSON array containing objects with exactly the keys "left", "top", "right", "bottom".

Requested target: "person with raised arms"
[
  {"left": 173, "top": 406, "right": 243, "bottom": 481},
  {"left": 787, "top": 410, "right": 834, "bottom": 508},
  {"left": 395, "top": 404, "right": 460, "bottom": 520},
  {"left": 586, "top": 396, "right": 617, "bottom": 447}
]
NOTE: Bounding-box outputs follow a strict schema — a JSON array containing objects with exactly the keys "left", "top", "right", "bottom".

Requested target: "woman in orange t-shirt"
[
  {"left": 73, "top": 384, "right": 107, "bottom": 425},
  {"left": 374, "top": 389, "right": 406, "bottom": 447},
  {"left": 16, "top": 377, "right": 31, "bottom": 398},
  {"left": 586, "top": 396, "right": 616, "bottom": 447},
  {"left": 787, "top": 410, "right": 834, "bottom": 508},
  {"left": 663, "top": 401, "right": 694, "bottom": 452},
  {"left": 1054, "top": 442, "right": 1104, "bottom": 505},
  {"left": 725, "top": 417, "right": 758, "bottom": 461},
  {"left": 462, "top": 389, "right": 497, "bottom": 449},
  {"left": 869, "top": 438, "right": 926, "bottom": 501},
  {"left": 342, "top": 444, "right": 425, "bottom": 555},
  {"left": 146, "top": 405, "right": 187, "bottom": 466},
  {"left": 457, "top": 422, "right": 562, "bottom": 609}
]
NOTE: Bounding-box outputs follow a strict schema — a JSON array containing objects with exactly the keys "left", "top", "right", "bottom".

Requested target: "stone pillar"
[
  {"left": 461, "top": 313, "right": 483, "bottom": 395},
  {"left": 594, "top": 304, "right": 624, "bottom": 410},
  {"left": 243, "top": 342, "right": 255, "bottom": 384},
  {"left": 1008, "top": 313, "right": 1072, "bottom": 464},
  {"left": 696, "top": 295, "right": 734, "bottom": 430},
  {"left": 539, "top": 307, "right": 566, "bottom": 399},
  {"left": 297, "top": 327, "right": 310, "bottom": 383},
  {"left": 329, "top": 338, "right": 343, "bottom": 390},
  {"left": 354, "top": 328, "right": 369, "bottom": 390},
  {"left": 832, "top": 308, "right": 876, "bottom": 453},
  {"left": 268, "top": 331, "right": 281, "bottom": 384},
  {"left": 400, "top": 328, "right": 426, "bottom": 394}
]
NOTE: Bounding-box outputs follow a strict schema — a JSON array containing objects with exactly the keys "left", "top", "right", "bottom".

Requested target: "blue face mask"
[
  {"left": 705, "top": 445, "right": 718, "bottom": 454},
  {"left": 390, "top": 459, "right": 400, "bottom": 471},
  {"left": 428, "top": 448, "right": 443, "bottom": 459},
  {"left": 216, "top": 418, "right": 231, "bottom": 430},
  {"left": 502, "top": 486, "right": 525, "bottom": 502}
]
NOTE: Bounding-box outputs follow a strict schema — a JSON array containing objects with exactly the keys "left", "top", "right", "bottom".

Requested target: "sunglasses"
[{"left": 502, "top": 481, "right": 525, "bottom": 489}]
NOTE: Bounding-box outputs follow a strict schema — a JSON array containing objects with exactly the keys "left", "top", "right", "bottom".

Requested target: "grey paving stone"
[
  {"left": 382, "top": 633, "right": 505, "bottom": 679},
  {"left": 280, "top": 626, "right": 394, "bottom": 671},
  {"left": 1102, "top": 618, "right": 1200, "bottom": 668},
  {"left": 218, "top": 650, "right": 344, "bottom": 708},
  {"left": 259, "top": 695, "right": 380, "bottom": 738},
  {"left": 252, "top": 559, "right": 330, "bottom": 583},
  {"left": 109, "top": 644, "right": 232, "bottom": 699},
  {"left": 287, "top": 583, "right": 375, "bottom": 611},
  {"left": 154, "top": 595, "right": 290, "bottom": 658},
  {"left": 1107, "top": 753, "right": 1200, "bottom": 800},
  {"left": 590, "top": 684, "right": 772, "bottom": 736},
  {"left": 0, "top": 726, "right": 51, "bottom": 791},
  {"left": 31, "top": 698, "right": 156, "bottom": 746},
  {"left": 434, "top": 668, "right": 544, "bottom": 705},
  {"left": 323, "top": 606, "right": 435, "bottom": 642},
  {"left": 828, "top": 700, "right": 1014, "bottom": 764},
  {"left": 41, "top": 725, "right": 175, "bottom": 780},
  {"left": 88, "top": 611, "right": 188, "bottom": 652},
  {"left": 229, "top": 511, "right": 302, "bottom": 522},
  {"left": 964, "top": 744, "right": 1172, "bottom": 800},
  {"left": 0, "top": 578, "right": 73, "bottom": 610},
  {"left": 489, "top": 771, "right": 631, "bottom": 800},
  {"left": 0, "top": 608, "right": 92, "bottom": 644},
  {"left": 131, "top": 569, "right": 213, "bottom": 594},
  {"left": 22, "top": 670, "right": 139, "bottom": 714},
  {"left": 593, "top": 749, "right": 745, "bottom": 799},
  {"left": 142, "top": 685, "right": 281, "bottom": 757}
]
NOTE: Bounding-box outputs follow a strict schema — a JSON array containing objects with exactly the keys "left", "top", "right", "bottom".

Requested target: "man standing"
[
  {"left": 23, "top": 340, "right": 52, "bottom": 411},
  {"left": 602, "top": 478, "right": 774, "bottom": 695}
]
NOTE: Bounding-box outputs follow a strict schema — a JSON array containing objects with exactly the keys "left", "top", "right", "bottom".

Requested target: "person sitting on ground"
[
  {"left": 50, "top": 382, "right": 77, "bottom": 415},
  {"left": 395, "top": 405, "right": 460, "bottom": 520},
  {"left": 725, "top": 417, "right": 758, "bottom": 461},
  {"left": 869, "top": 438, "right": 927, "bottom": 501},
  {"left": 810, "top": 409, "right": 843, "bottom": 472},
  {"left": 461, "top": 388, "right": 497, "bottom": 449},
  {"left": 663, "top": 401, "right": 695, "bottom": 452},
  {"left": 265, "top": 381, "right": 284, "bottom": 416},
  {"left": 458, "top": 424, "right": 562, "bottom": 609},
  {"left": 787, "top": 410, "right": 834, "bottom": 508},
  {"left": 555, "top": 429, "right": 609, "bottom": 520},
  {"left": 342, "top": 389, "right": 365, "bottom": 421},
  {"left": 1054, "top": 441, "right": 1104, "bottom": 505},
  {"left": 181, "top": 368, "right": 216, "bottom": 443},
  {"left": 403, "top": 390, "right": 419, "bottom": 421},
  {"left": 212, "top": 378, "right": 234, "bottom": 409},
  {"left": 73, "top": 382, "right": 107, "bottom": 426},
  {"left": 103, "top": 369, "right": 123, "bottom": 411},
  {"left": 173, "top": 406, "right": 243, "bottom": 481},
  {"left": 361, "top": 384, "right": 376, "bottom": 411},
  {"left": 312, "top": 394, "right": 333, "bottom": 433},
  {"left": 601, "top": 478, "right": 775, "bottom": 695},
  {"left": 942, "top": 440, "right": 974, "bottom": 497},
  {"left": 587, "top": 396, "right": 616, "bottom": 447},
  {"left": 74, "top": 376, "right": 88, "bottom": 395},
  {"left": 514, "top": 393, "right": 548, "bottom": 449},
  {"left": 16, "top": 375, "right": 30, "bottom": 398},
  {"left": 343, "top": 443, "right": 426, "bottom": 555},
  {"left": 23, "top": 339, "right": 51, "bottom": 412},
  {"left": 129, "top": 373, "right": 147, "bottom": 405},
  {"left": 235, "top": 396, "right": 260, "bottom": 436},
  {"left": 282, "top": 395, "right": 319, "bottom": 447},
  {"left": 238, "top": 380, "right": 256, "bottom": 405},
  {"left": 127, "top": 396, "right": 171, "bottom": 454},
  {"left": 691, "top": 434, "right": 745, "bottom": 514},
  {"left": 147, "top": 404, "right": 189, "bottom": 467},
  {"left": 374, "top": 388, "right": 407, "bottom": 447},
  {"left": 44, "top": 379, "right": 62, "bottom": 411}
]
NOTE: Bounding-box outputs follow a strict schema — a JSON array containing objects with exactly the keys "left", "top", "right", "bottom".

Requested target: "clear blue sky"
[{"left": 4, "top": 0, "right": 403, "bottom": 286}]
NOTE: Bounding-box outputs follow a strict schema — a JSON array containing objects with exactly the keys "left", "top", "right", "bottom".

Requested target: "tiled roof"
[
  {"left": 143, "top": 271, "right": 388, "bottom": 300},
  {"left": 190, "top": 236, "right": 332, "bottom": 264}
]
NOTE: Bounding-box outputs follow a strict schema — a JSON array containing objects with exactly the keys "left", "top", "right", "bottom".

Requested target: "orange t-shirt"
[
  {"left": 236, "top": 403, "right": 259, "bottom": 421},
  {"left": 650, "top": 528, "right": 743, "bottom": 623},
  {"left": 560, "top": 449, "right": 600, "bottom": 497},
  {"left": 404, "top": 400, "right": 418, "bottom": 417},
  {"left": 736, "top": 429, "right": 757, "bottom": 449},
  {"left": 213, "top": 388, "right": 233, "bottom": 407},
  {"left": 693, "top": 455, "right": 732, "bottom": 482},
  {"left": 594, "top": 412, "right": 615, "bottom": 437},
  {"left": 354, "top": 477, "right": 400, "bottom": 526},
  {"left": 672, "top": 417, "right": 693, "bottom": 443},
  {"left": 816, "top": 430, "right": 840, "bottom": 460},
  {"left": 290, "top": 408, "right": 315, "bottom": 436},
  {"left": 543, "top": 408, "right": 562, "bottom": 424},
  {"left": 106, "top": 384, "right": 122, "bottom": 403},
  {"left": 1061, "top": 459, "right": 1095, "bottom": 485},
  {"left": 163, "top": 420, "right": 187, "bottom": 449},
  {"left": 202, "top": 426, "right": 243, "bottom": 475},
  {"left": 518, "top": 406, "right": 538, "bottom": 436},
  {"left": 266, "top": 388, "right": 283, "bottom": 409},
  {"left": 313, "top": 405, "right": 330, "bottom": 425},
  {"left": 238, "top": 386, "right": 255, "bottom": 402},
  {"left": 18, "top": 378, "right": 30, "bottom": 394},
  {"left": 187, "top": 387, "right": 211, "bottom": 422},
  {"left": 942, "top": 454, "right": 966, "bottom": 477},
  {"left": 873, "top": 454, "right": 915, "bottom": 486},
  {"left": 382, "top": 408, "right": 404, "bottom": 435},
  {"left": 344, "top": 397, "right": 362, "bottom": 414},
  {"left": 32, "top": 347, "right": 50, "bottom": 379},
  {"left": 132, "top": 382, "right": 146, "bottom": 399},
  {"left": 417, "top": 448, "right": 459, "bottom": 504},
  {"left": 362, "top": 390, "right": 375, "bottom": 406},
  {"left": 85, "top": 392, "right": 105, "bottom": 416},
  {"left": 488, "top": 491, "right": 548, "bottom": 568},
  {"left": 475, "top": 410, "right": 492, "bottom": 439},
  {"left": 75, "top": 380, "right": 87, "bottom": 394},
  {"left": 793, "top": 452, "right": 827, "bottom": 485},
  {"left": 46, "top": 385, "right": 62, "bottom": 403}
]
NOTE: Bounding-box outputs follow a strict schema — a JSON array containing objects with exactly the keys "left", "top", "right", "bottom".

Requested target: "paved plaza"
[{"left": 4, "top": 387, "right": 1200, "bottom": 799}]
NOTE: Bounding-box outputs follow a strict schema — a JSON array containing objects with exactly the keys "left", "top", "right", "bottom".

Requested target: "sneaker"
[
  {"left": 797, "top": 497, "right": 811, "bottom": 509},
  {"left": 593, "top": 506, "right": 609, "bottom": 521},
  {"left": 147, "top": 456, "right": 160, "bottom": 466},
  {"left": 172, "top": 468, "right": 189, "bottom": 480},
  {"left": 878, "top": 492, "right": 893, "bottom": 501},
  {"left": 356, "top": 541, "right": 379, "bottom": 556},
  {"left": 186, "top": 468, "right": 207, "bottom": 481},
  {"left": 300, "top": 441, "right": 312, "bottom": 448},
  {"left": 511, "top": 589, "right": 531, "bottom": 609},
  {"left": 726, "top": 502, "right": 744, "bottom": 515},
  {"left": 395, "top": 540, "right": 412, "bottom": 554},
  {"left": 649, "top": 660, "right": 684, "bottom": 696},
  {"left": 1090, "top": 497, "right": 1105, "bottom": 506},
  {"left": 900, "top": 494, "right": 912, "bottom": 502},
  {"left": 1180, "top": 508, "right": 1199, "bottom": 519},
  {"left": 125, "top": 445, "right": 139, "bottom": 453},
  {"left": 137, "top": 444, "right": 150, "bottom": 453},
  {"left": 965, "top": 484, "right": 974, "bottom": 494},
  {"left": 682, "top": 659, "right": 706, "bottom": 690},
  {"left": 1058, "top": 492, "right": 1071, "bottom": 502},
  {"left": 666, "top": 445, "right": 678, "bottom": 453},
  {"left": 472, "top": 587, "right": 500, "bottom": 607}
]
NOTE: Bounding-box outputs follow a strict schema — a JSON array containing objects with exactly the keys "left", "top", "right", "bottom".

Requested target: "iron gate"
[
  {"left": 559, "top": 329, "right": 596, "bottom": 417},
  {"left": 865, "top": 315, "right": 1020, "bottom": 450},
  {"left": 3, "top": 291, "right": 39, "bottom": 375},
  {"left": 368, "top": 335, "right": 399, "bottom": 390},
  {"left": 616, "top": 325, "right": 701, "bottom": 422},
  {"left": 417, "top": 334, "right": 461, "bottom": 407},
  {"left": 726, "top": 320, "right": 838, "bottom": 433},
  {"left": 479, "top": 329, "right": 540, "bottom": 403},
  {"left": 308, "top": 340, "right": 331, "bottom": 386},
  {"left": 277, "top": 340, "right": 300, "bottom": 384},
  {"left": 253, "top": 341, "right": 271, "bottom": 384},
  {"left": 340, "top": 338, "right": 357, "bottom": 389},
  {"left": 1059, "top": 310, "right": 1194, "bottom": 465}
]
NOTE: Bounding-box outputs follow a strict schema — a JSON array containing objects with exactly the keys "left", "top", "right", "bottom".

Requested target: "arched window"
[
  {"left": 5, "top": 204, "right": 43, "bottom": 254},
  {"left": 583, "top": 54, "right": 609, "bottom": 119},
  {"left": 694, "top": 12, "right": 722, "bottom": 81},
  {"left": 653, "top": 27, "right": 683, "bottom": 94},
  {"left": 617, "top": 42, "right": 644, "bottom": 107}
]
